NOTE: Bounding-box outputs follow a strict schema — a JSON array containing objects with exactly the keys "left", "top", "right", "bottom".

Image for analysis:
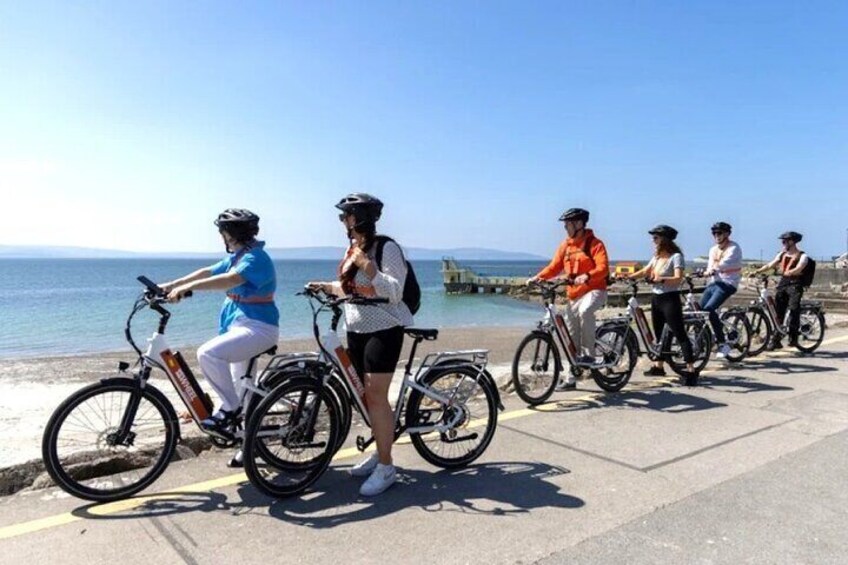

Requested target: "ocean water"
[{"left": 0, "top": 259, "right": 547, "bottom": 359}]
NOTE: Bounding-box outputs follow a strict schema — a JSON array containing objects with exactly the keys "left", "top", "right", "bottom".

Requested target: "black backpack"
[
  {"left": 375, "top": 235, "right": 421, "bottom": 315},
  {"left": 781, "top": 252, "right": 816, "bottom": 287},
  {"left": 800, "top": 255, "right": 816, "bottom": 287}
]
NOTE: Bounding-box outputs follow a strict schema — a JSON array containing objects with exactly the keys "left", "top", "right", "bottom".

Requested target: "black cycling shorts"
[{"left": 346, "top": 326, "right": 405, "bottom": 375}]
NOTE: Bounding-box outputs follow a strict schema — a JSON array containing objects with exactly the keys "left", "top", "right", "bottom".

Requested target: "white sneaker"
[
  {"left": 349, "top": 453, "right": 379, "bottom": 477},
  {"left": 359, "top": 463, "right": 397, "bottom": 496},
  {"left": 716, "top": 344, "right": 731, "bottom": 359}
]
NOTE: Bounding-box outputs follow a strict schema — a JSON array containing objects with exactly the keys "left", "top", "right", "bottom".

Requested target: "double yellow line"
[{"left": 3, "top": 332, "right": 847, "bottom": 541}]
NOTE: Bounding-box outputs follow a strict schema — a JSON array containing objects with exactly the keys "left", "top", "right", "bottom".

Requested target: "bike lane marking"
[{"left": 3, "top": 335, "right": 847, "bottom": 541}]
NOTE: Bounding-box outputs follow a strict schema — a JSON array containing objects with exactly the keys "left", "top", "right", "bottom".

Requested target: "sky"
[{"left": 1, "top": 1, "right": 846, "bottom": 260}]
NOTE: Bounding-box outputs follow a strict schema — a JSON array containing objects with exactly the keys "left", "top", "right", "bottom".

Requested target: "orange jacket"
[{"left": 536, "top": 229, "right": 610, "bottom": 300}]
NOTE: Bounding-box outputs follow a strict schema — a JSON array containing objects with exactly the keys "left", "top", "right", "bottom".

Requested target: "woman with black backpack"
[{"left": 308, "top": 193, "right": 415, "bottom": 496}]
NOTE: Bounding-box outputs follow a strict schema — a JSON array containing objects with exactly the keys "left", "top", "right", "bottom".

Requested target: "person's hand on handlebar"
[
  {"left": 525, "top": 276, "right": 540, "bottom": 287},
  {"left": 573, "top": 273, "right": 589, "bottom": 285},
  {"left": 306, "top": 281, "right": 335, "bottom": 295},
  {"left": 167, "top": 284, "right": 194, "bottom": 303}
]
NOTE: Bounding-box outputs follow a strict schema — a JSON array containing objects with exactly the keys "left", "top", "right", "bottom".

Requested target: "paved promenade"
[{"left": 2, "top": 331, "right": 847, "bottom": 564}]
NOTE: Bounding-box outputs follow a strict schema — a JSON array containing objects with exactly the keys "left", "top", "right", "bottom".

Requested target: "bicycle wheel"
[
  {"left": 42, "top": 379, "right": 178, "bottom": 502},
  {"left": 591, "top": 324, "right": 637, "bottom": 392},
  {"left": 746, "top": 307, "right": 772, "bottom": 357},
  {"left": 406, "top": 365, "right": 498, "bottom": 468},
  {"left": 795, "top": 307, "right": 825, "bottom": 353},
  {"left": 720, "top": 311, "right": 752, "bottom": 362},
  {"left": 663, "top": 318, "right": 713, "bottom": 377},
  {"left": 511, "top": 331, "right": 560, "bottom": 405},
  {"left": 243, "top": 378, "right": 340, "bottom": 498},
  {"left": 249, "top": 367, "right": 352, "bottom": 455}
]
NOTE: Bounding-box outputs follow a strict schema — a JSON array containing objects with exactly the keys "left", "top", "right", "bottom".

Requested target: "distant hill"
[{"left": 0, "top": 245, "right": 546, "bottom": 261}]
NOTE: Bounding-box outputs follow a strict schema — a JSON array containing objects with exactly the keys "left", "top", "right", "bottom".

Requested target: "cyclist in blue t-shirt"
[{"left": 160, "top": 209, "right": 280, "bottom": 440}]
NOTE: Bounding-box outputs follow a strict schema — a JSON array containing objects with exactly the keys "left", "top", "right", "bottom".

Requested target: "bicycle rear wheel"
[
  {"left": 406, "top": 366, "right": 498, "bottom": 468},
  {"left": 795, "top": 307, "right": 825, "bottom": 353},
  {"left": 592, "top": 324, "right": 637, "bottom": 392},
  {"left": 663, "top": 318, "right": 713, "bottom": 378},
  {"left": 42, "top": 379, "right": 178, "bottom": 502},
  {"left": 243, "top": 378, "right": 340, "bottom": 498},
  {"left": 511, "top": 331, "right": 560, "bottom": 405},
  {"left": 720, "top": 310, "right": 752, "bottom": 362}
]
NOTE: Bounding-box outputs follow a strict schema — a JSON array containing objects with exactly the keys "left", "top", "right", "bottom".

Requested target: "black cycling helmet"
[
  {"left": 648, "top": 224, "right": 678, "bottom": 240},
  {"left": 559, "top": 208, "right": 590, "bottom": 223},
  {"left": 779, "top": 231, "right": 802, "bottom": 243},
  {"left": 711, "top": 221, "right": 732, "bottom": 233},
  {"left": 214, "top": 208, "right": 260, "bottom": 243},
  {"left": 335, "top": 193, "right": 383, "bottom": 228}
]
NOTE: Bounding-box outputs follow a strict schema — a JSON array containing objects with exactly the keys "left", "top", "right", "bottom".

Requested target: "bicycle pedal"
[{"left": 356, "top": 436, "right": 366, "bottom": 452}]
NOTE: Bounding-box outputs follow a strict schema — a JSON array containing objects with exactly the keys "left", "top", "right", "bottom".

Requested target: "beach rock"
[{"left": 0, "top": 459, "right": 45, "bottom": 496}]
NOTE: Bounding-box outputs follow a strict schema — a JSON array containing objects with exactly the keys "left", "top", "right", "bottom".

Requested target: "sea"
[{"left": 0, "top": 259, "right": 547, "bottom": 359}]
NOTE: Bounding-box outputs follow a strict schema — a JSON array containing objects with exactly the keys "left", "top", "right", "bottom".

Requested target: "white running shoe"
[
  {"left": 359, "top": 463, "right": 397, "bottom": 497},
  {"left": 716, "top": 344, "right": 731, "bottom": 359},
  {"left": 349, "top": 452, "right": 379, "bottom": 477}
]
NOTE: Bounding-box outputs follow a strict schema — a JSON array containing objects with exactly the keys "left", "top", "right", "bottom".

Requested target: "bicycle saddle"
[{"left": 404, "top": 328, "right": 439, "bottom": 341}]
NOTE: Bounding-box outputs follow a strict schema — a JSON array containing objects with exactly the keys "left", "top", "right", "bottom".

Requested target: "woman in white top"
[
  {"left": 627, "top": 225, "right": 698, "bottom": 385},
  {"left": 309, "top": 193, "right": 414, "bottom": 497}
]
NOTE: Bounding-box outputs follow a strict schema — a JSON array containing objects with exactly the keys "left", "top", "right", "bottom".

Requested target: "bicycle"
[
  {"left": 511, "top": 280, "right": 637, "bottom": 405},
  {"left": 600, "top": 278, "right": 711, "bottom": 382},
  {"left": 41, "top": 276, "right": 302, "bottom": 502},
  {"left": 242, "top": 288, "right": 503, "bottom": 498},
  {"left": 745, "top": 274, "right": 826, "bottom": 356},
  {"left": 681, "top": 272, "right": 752, "bottom": 363}
]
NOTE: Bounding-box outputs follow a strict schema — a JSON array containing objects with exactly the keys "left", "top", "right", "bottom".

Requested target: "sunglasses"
[
  {"left": 712, "top": 230, "right": 727, "bottom": 236},
  {"left": 338, "top": 212, "right": 350, "bottom": 221}
]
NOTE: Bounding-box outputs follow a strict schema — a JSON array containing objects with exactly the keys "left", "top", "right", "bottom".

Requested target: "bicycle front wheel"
[
  {"left": 42, "top": 380, "right": 178, "bottom": 502},
  {"left": 243, "top": 378, "right": 340, "bottom": 498},
  {"left": 407, "top": 365, "right": 498, "bottom": 468},
  {"left": 746, "top": 307, "right": 772, "bottom": 357},
  {"left": 511, "top": 331, "right": 560, "bottom": 405}
]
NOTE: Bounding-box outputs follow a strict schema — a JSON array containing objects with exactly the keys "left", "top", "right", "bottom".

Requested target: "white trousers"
[
  {"left": 562, "top": 290, "right": 607, "bottom": 357},
  {"left": 197, "top": 318, "right": 279, "bottom": 412}
]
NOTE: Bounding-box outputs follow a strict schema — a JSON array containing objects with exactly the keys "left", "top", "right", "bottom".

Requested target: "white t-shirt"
[
  {"left": 647, "top": 253, "right": 684, "bottom": 294},
  {"left": 707, "top": 242, "right": 743, "bottom": 288}
]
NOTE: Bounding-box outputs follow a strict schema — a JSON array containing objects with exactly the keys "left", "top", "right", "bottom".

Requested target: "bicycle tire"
[
  {"left": 794, "top": 307, "right": 825, "bottom": 353},
  {"left": 42, "top": 379, "right": 178, "bottom": 502},
  {"left": 720, "top": 310, "right": 752, "bottom": 363},
  {"left": 746, "top": 307, "right": 773, "bottom": 357},
  {"left": 662, "top": 318, "right": 713, "bottom": 377},
  {"left": 511, "top": 331, "right": 560, "bottom": 405},
  {"left": 592, "top": 324, "right": 637, "bottom": 392},
  {"left": 407, "top": 365, "right": 498, "bottom": 468},
  {"left": 243, "top": 378, "right": 340, "bottom": 498}
]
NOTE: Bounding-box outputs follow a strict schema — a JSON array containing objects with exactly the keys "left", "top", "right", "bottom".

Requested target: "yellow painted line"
[{"left": 0, "top": 355, "right": 817, "bottom": 541}]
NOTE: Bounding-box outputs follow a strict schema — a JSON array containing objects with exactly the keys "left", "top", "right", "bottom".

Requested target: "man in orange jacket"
[{"left": 528, "top": 208, "right": 610, "bottom": 389}]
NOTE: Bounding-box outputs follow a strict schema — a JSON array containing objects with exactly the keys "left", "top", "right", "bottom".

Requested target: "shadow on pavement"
[
  {"left": 236, "top": 461, "right": 584, "bottom": 528},
  {"left": 540, "top": 387, "right": 726, "bottom": 414},
  {"left": 742, "top": 358, "right": 838, "bottom": 374},
  {"left": 697, "top": 374, "right": 794, "bottom": 394},
  {"left": 70, "top": 491, "right": 231, "bottom": 520},
  {"left": 804, "top": 350, "right": 848, "bottom": 361}
]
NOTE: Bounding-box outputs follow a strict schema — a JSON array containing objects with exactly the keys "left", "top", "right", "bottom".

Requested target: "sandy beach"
[{"left": 0, "top": 325, "right": 530, "bottom": 469}]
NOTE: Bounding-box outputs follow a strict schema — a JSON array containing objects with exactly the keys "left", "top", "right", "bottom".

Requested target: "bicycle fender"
[{"left": 479, "top": 368, "right": 505, "bottom": 411}]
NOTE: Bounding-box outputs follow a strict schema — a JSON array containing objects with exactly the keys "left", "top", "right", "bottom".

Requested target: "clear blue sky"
[{"left": 1, "top": 1, "right": 846, "bottom": 260}]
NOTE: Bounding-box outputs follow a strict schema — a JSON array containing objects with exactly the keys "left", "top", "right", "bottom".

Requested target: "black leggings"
[
  {"left": 347, "top": 326, "right": 405, "bottom": 375},
  {"left": 651, "top": 292, "right": 694, "bottom": 364}
]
